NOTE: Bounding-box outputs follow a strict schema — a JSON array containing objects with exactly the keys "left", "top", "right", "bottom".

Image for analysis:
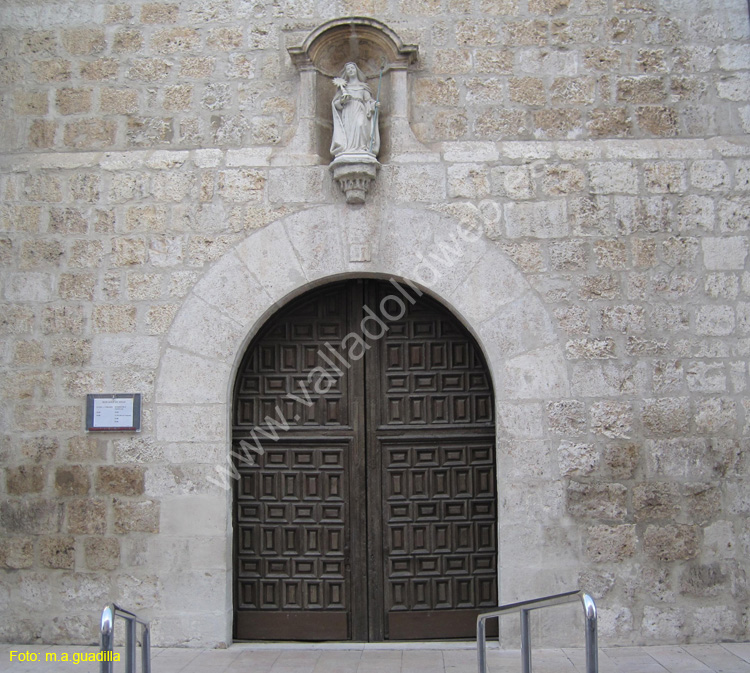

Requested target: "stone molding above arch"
[{"left": 155, "top": 205, "right": 570, "bottom": 445}]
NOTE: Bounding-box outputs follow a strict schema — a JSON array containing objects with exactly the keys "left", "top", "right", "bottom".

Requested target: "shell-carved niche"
[{"left": 285, "top": 18, "right": 425, "bottom": 203}]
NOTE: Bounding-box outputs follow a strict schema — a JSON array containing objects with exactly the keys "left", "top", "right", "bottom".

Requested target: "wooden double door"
[{"left": 233, "top": 280, "right": 497, "bottom": 641}]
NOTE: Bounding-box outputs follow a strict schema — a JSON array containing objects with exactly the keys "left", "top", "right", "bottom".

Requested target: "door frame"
[{"left": 230, "top": 277, "right": 498, "bottom": 642}]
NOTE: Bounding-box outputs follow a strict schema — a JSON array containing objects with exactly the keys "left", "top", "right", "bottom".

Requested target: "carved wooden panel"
[
  {"left": 374, "top": 286, "right": 493, "bottom": 428},
  {"left": 381, "top": 438, "right": 497, "bottom": 618},
  {"left": 236, "top": 440, "right": 349, "bottom": 614},
  {"left": 235, "top": 284, "right": 351, "bottom": 429}
]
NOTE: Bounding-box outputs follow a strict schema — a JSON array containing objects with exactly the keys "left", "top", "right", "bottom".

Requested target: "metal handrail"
[
  {"left": 477, "top": 589, "right": 598, "bottom": 673},
  {"left": 100, "top": 604, "right": 152, "bottom": 673}
]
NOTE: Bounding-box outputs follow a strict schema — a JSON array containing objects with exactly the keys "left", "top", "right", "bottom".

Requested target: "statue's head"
[{"left": 341, "top": 62, "right": 364, "bottom": 81}]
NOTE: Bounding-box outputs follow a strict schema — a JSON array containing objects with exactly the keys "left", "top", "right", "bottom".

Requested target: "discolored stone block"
[
  {"left": 54, "top": 466, "right": 90, "bottom": 496},
  {"left": 0, "top": 537, "right": 33, "bottom": 569},
  {"left": 63, "top": 120, "right": 116, "bottom": 149},
  {"left": 645, "top": 525, "right": 700, "bottom": 562},
  {"left": 61, "top": 28, "right": 105, "bottom": 56},
  {"left": 642, "top": 397, "right": 691, "bottom": 436},
  {"left": 567, "top": 481, "right": 628, "bottom": 521},
  {"left": 97, "top": 466, "right": 145, "bottom": 496},
  {"left": 141, "top": 3, "right": 179, "bottom": 23},
  {"left": 113, "top": 29, "right": 144, "bottom": 53},
  {"left": 66, "top": 498, "right": 106, "bottom": 535},
  {"left": 56, "top": 88, "right": 92, "bottom": 115},
  {"left": 40, "top": 535, "right": 75, "bottom": 569},
  {"left": 84, "top": 537, "right": 120, "bottom": 571},
  {"left": 586, "top": 524, "right": 637, "bottom": 562},
  {"left": 6, "top": 466, "right": 45, "bottom": 494},
  {"left": 633, "top": 482, "right": 680, "bottom": 521},
  {"left": 636, "top": 106, "right": 679, "bottom": 137},
  {"left": 113, "top": 498, "right": 159, "bottom": 534}
]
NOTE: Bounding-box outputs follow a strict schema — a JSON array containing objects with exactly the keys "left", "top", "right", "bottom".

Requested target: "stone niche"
[{"left": 284, "top": 17, "right": 425, "bottom": 168}]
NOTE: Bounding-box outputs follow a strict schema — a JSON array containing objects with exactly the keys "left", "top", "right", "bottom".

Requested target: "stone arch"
[{"left": 153, "top": 204, "right": 571, "bottom": 644}]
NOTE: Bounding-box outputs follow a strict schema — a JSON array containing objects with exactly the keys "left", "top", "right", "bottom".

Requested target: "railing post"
[
  {"left": 126, "top": 615, "right": 137, "bottom": 673},
  {"left": 100, "top": 605, "right": 114, "bottom": 673},
  {"left": 520, "top": 608, "right": 532, "bottom": 673},
  {"left": 477, "top": 616, "right": 487, "bottom": 673},
  {"left": 581, "top": 593, "right": 598, "bottom": 673},
  {"left": 142, "top": 624, "right": 152, "bottom": 673}
]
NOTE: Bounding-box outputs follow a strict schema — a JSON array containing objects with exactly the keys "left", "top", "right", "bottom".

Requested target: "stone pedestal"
[{"left": 330, "top": 153, "right": 380, "bottom": 204}]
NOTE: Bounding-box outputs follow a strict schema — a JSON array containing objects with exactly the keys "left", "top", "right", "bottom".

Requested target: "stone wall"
[{"left": 0, "top": 0, "right": 749, "bottom": 648}]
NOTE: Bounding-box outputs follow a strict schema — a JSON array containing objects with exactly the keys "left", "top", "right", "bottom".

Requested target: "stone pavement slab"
[{"left": 0, "top": 642, "right": 749, "bottom": 673}]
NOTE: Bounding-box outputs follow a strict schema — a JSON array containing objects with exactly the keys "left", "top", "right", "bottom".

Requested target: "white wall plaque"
[{"left": 86, "top": 394, "right": 141, "bottom": 432}]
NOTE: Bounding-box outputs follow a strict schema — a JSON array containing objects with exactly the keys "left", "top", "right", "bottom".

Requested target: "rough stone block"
[
  {"left": 644, "top": 524, "right": 699, "bottom": 561},
  {"left": 0, "top": 537, "right": 33, "bottom": 569},
  {"left": 6, "top": 466, "right": 45, "bottom": 494},
  {"left": 66, "top": 499, "right": 107, "bottom": 535},
  {"left": 558, "top": 441, "right": 598, "bottom": 476},
  {"left": 567, "top": 481, "right": 628, "bottom": 520},
  {"left": 509, "top": 77, "right": 546, "bottom": 105},
  {"left": 85, "top": 537, "right": 120, "bottom": 571},
  {"left": 113, "top": 498, "right": 159, "bottom": 534},
  {"left": 54, "top": 466, "right": 90, "bottom": 496},
  {"left": 547, "top": 400, "right": 586, "bottom": 436},
  {"left": 642, "top": 397, "right": 691, "bottom": 436},
  {"left": 586, "top": 524, "right": 637, "bottom": 562},
  {"left": 40, "top": 535, "right": 75, "bottom": 569},
  {"left": 633, "top": 482, "right": 680, "bottom": 521},
  {"left": 590, "top": 400, "right": 633, "bottom": 438},
  {"left": 96, "top": 466, "right": 145, "bottom": 496}
]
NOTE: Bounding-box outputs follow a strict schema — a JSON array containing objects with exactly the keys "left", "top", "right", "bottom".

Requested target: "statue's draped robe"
[{"left": 330, "top": 82, "right": 380, "bottom": 157}]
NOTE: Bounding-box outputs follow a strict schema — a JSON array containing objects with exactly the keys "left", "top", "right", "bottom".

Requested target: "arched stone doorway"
[
  {"left": 153, "top": 204, "right": 571, "bottom": 646},
  {"left": 232, "top": 278, "right": 497, "bottom": 641}
]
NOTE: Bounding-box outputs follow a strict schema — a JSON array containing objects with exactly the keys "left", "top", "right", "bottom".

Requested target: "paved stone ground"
[{"left": 1, "top": 642, "right": 749, "bottom": 673}]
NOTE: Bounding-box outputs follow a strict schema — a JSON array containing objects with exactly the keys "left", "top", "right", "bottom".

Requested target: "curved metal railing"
[
  {"left": 477, "top": 589, "right": 598, "bottom": 673},
  {"left": 100, "top": 604, "right": 151, "bottom": 673}
]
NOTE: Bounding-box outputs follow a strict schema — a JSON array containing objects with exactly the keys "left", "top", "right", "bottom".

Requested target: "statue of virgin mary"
[{"left": 330, "top": 62, "right": 380, "bottom": 159}]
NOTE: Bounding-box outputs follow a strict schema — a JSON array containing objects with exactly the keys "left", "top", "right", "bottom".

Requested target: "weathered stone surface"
[
  {"left": 0, "top": 0, "right": 748, "bottom": 651},
  {"left": 39, "top": 535, "right": 75, "bottom": 569},
  {"left": 644, "top": 524, "right": 699, "bottom": 561},
  {"left": 0, "top": 537, "right": 33, "bottom": 569},
  {"left": 633, "top": 482, "right": 680, "bottom": 521},
  {"left": 54, "top": 466, "right": 90, "bottom": 496},
  {"left": 586, "top": 524, "right": 637, "bottom": 562},
  {"left": 6, "top": 466, "right": 45, "bottom": 494},
  {"left": 96, "top": 466, "right": 145, "bottom": 496},
  {"left": 567, "top": 481, "right": 628, "bottom": 521},
  {"left": 113, "top": 498, "right": 159, "bottom": 534},
  {"left": 84, "top": 537, "right": 120, "bottom": 571},
  {"left": 66, "top": 499, "right": 106, "bottom": 535}
]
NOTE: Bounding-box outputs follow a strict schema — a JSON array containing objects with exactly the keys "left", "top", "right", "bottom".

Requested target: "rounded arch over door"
[
  {"left": 153, "top": 204, "right": 570, "bottom": 646},
  {"left": 232, "top": 278, "right": 497, "bottom": 641}
]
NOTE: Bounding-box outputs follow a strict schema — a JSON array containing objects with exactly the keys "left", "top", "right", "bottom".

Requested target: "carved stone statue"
[
  {"left": 329, "top": 62, "right": 381, "bottom": 204},
  {"left": 330, "top": 62, "right": 380, "bottom": 158}
]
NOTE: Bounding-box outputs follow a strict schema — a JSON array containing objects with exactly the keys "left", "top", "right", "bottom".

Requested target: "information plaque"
[{"left": 86, "top": 394, "right": 141, "bottom": 432}]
